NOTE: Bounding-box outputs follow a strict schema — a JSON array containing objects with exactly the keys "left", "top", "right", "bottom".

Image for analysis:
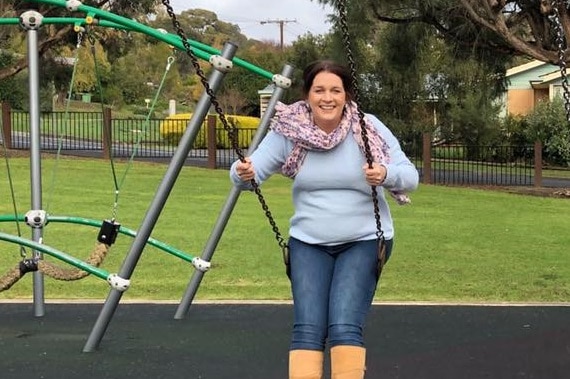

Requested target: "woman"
[{"left": 230, "top": 60, "right": 419, "bottom": 379}]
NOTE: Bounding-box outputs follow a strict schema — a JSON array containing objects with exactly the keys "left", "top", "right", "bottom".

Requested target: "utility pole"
[{"left": 260, "top": 19, "right": 297, "bottom": 50}]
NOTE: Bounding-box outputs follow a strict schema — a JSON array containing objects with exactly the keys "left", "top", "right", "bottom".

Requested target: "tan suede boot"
[
  {"left": 330, "top": 345, "right": 366, "bottom": 379},
  {"left": 289, "top": 349, "right": 324, "bottom": 379}
]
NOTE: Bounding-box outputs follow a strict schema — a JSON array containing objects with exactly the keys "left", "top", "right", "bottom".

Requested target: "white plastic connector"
[
  {"left": 24, "top": 210, "right": 47, "bottom": 228},
  {"left": 19, "top": 11, "right": 43, "bottom": 30},
  {"left": 209, "top": 55, "right": 233, "bottom": 73},
  {"left": 192, "top": 257, "right": 211, "bottom": 272},
  {"left": 107, "top": 274, "right": 130, "bottom": 292},
  {"left": 66, "top": 0, "right": 83, "bottom": 11},
  {"left": 273, "top": 74, "right": 292, "bottom": 89}
]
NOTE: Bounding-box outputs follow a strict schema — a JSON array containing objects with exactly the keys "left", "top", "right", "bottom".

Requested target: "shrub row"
[{"left": 159, "top": 113, "right": 260, "bottom": 148}]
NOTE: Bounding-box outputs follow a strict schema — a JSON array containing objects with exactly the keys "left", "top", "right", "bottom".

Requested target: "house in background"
[{"left": 504, "top": 60, "right": 565, "bottom": 116}]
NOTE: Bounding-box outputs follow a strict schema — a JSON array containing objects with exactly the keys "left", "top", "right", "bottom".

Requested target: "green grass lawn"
[{"left": 1, "top": 156, "right": 569, "bottom": 303}]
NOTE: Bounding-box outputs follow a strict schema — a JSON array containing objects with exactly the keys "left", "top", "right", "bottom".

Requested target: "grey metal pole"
[
  {"left": 22, "top": 12, "right": 45, "bottom": 317},
  {"left": 174, "top": 64, "right": 294, "bottom": 319},
  {"left": 82, "top": 42, "right": 238, "bottom": 353}
]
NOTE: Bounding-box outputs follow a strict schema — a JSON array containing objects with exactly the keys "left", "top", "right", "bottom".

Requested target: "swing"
[
  {"left": 0, "top": 20, "right": 208, "bottom": 292},
  {"left": 87, "top": 30, "right": 178, "bottom": 247},
  {"left": 0, "top": 30, "right": 116, "bottom": 290},
  {"left": 161, "top": 0, "right": 387, "bottom": 276},
  {"left": 336, "top": 0, "right": 387, "bottom": 275},
  {"left": 160, "top": 0, "right": 292, "bottom": 268},
  {"left": 0, "top": 114, "right": 36, "bottom": 290}
]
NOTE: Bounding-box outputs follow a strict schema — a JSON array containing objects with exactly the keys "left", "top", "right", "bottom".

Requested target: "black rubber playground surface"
[{"left": 1, "top": 302, "right": 569, "bottom": 379}]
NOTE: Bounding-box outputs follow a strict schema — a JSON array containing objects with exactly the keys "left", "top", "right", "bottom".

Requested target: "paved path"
[{"left": 1, "top": 302, "right": 569, "bottom": 378}]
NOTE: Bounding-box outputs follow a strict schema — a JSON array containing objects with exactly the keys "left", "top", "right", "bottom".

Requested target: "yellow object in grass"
[{"left": 159, "top": 113, "right": 260, "bottom": 148}]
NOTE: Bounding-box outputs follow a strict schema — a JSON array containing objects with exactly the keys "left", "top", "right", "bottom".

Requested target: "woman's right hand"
[{"left": 235, "top": 157, "right": 255, "bottom": 181}]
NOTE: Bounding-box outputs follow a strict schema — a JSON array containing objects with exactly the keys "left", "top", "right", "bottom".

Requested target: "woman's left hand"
[{"left": 363, "top": 163, "right": 387, "bottom": 187}]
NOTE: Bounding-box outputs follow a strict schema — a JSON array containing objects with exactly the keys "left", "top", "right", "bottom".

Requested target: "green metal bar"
[
  {"left": 0, "top": 17, "right": 150, "bottom": 34},
  {"left": 0, "top": 231, "right": 110, "bottom": 280},
  {"left": 0, "top": 17, "right": 115, "bottom": 27},
  {"left": 0, "top": 18, "right": 19, "bottom": 25},
  {"left": 27, "top": 0, "right": 212, "bottom": 60},
  {"left": 0, "top": 214, "right": 196, "bottom": 264},
  {"left": 28, "top": 0, "right": 276, "bottom": 80},
  {"left": 0, "top": 15, "right": 275, "bottom": 79}
]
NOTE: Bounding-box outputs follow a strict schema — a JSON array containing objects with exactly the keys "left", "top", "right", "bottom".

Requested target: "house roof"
[
  {"left": 506, "top": 60, "right": 547, "bottom": 77},
  {"left": 539, "top": 70, "right": 564, "bottom": 83},
  {"left": 506, "top": 59, "right": 564, "bottom": 90}
]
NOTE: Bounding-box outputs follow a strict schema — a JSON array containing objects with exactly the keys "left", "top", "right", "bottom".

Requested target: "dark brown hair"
[{"left": 301, "top": 60, "right": 354, "bottom": 102}]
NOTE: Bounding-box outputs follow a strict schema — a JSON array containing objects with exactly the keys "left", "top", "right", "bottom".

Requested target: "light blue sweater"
[{"left": 230, "top": 114, "right": 419, "bottom": 245}]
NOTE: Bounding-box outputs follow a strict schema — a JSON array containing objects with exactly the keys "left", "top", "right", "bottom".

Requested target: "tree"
[
  {"left": 310, "top": 0, "right": 511, "bottom": 147},
  {"left": 219, "top": 41, "right": 286, "bottom": 116},
  {"left": 285, "top": 33, "right": 335, "bottom": 101},
  {"left": 317, "top": 0, "right": 570, "bottom": 65},
  {"left": 218, "top": 88, "right": 248, "bottom": 115},
  {"left": 0, "top": 50, "right": 26, "bottom": 108},
  {"left": 106, "top": 38, "right": 185, "bottom": 108},
  {"left": 526, "top": 97, "right": 570, "bottom": 166},
  {"left": 74, "top": 39, "right": 111, "bottom": 94},
  {"left": 0, "top": 0, "right": 160, "bottom": 81}
]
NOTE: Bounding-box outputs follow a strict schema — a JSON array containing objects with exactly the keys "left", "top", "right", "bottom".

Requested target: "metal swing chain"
[
  {"left": 45, "top": 31, "right": 84, "bottom": 216},
  {"left": 85, "top": 31, "right": 120, "bottom": 221},
  {"left": 337, "top": 1, "right": 384, "bottom": 243},
  {"left": 161, "top": 1, "right": 288, "bottom": 255},
  {"left": 548, "top": 0, "right": 570, "bottom": 121},
  {"left": 0, "top": 111, "right": 28, "bottom": 261}
]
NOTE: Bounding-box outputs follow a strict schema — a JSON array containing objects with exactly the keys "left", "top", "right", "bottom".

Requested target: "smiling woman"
[
  {"left": 230, "top": 59, "right": 419, "bottom": 379},
  {"left": 305, "top": 69, "right": 351, "bottom": 133}
]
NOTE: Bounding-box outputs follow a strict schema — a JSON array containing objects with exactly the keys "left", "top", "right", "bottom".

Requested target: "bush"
[
  {"left": 526, "top": 98, "right": 570, "bottom": 166},
  {"left": 159, "top": 113, "right": 260, "bottom": 148}
]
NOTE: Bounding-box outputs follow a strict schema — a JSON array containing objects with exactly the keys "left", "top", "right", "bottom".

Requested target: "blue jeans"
[{"left": 288, "top": 237, "right": 393, "bottom": 351}]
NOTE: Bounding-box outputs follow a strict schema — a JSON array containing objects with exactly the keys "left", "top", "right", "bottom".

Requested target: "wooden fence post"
[
  {"left": 534, "top": 140, "right": 542, "bottom": 188},
  {"left": 102, "top": 107, "right": 112, "bottom": 160},
  {"left": 206, "top": 115, "right": 217, "bottom": 169},
  {"left": 422, "top": 132, "right": 432, "bottom": 184},
  {"left": 2, "top": 102, "right": 12, "bottom": 149}
]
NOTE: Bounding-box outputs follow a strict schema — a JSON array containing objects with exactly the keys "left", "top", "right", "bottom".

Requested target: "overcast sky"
[{"left": 166, "top": 0, "right": 334, "bottom": 45}]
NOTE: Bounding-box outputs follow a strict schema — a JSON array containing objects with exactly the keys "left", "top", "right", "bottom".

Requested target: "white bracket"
[
  {"left": 19, "top": 11, "right": 44, "bottom": 30},
  {"left": 192, "top": 257, "right": 211, "bottom": 272},
  {"left": 66, "top": 0, "right": 83, "bottom": 12},
  {"left": 107, "top": 274, "right": 130, "bottom": 292},
  {"left": 273, "top": 74, "right": 292, "bottom": 89},
  {"left": 209, "top": 55, "right": 233, "bottom": 73},
  {"left": 24, "top": 210, "right": 47, "bottom": 228}
]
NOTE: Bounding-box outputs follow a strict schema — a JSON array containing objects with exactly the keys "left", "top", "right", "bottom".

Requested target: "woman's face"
[{"left": 307, "top": 71, "right": 347, "bottom": 132}]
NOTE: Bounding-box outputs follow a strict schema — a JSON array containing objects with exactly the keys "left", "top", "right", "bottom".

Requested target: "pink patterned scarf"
[{"left": 270, "top": 100, "right": 410, "bottom": 205}]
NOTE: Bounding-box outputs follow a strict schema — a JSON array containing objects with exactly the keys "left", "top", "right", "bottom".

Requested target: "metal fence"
[
  {"left": 2, "top": 108, "right": 537, "bottom": 186},
  {"left": 10, "top": 111, "right": 105, "bottom": 150},
  {"left": 428, "top": 144, "right": 534, "bottom": 186},
  {"left": 6, "top": 111, "right": 257, "bottom": 167}
]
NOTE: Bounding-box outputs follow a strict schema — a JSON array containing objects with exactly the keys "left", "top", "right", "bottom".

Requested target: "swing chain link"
[
  {"left": 87, "top": 31, "right": 96, "bottom": 47},
  {"left": 549, "top": 0, "right": 570, "bottom": 121},
  {"left": 337, "top": 1, "right": 384, "bottom": 241},
  {"left": 76, "top": 30, "right": 83, "bottom": 49},
  {"left": 160, "top": 0, "right": 288, "bottom": 252},
  {"left": 19, "top": 245, "right": 27, "bottom": 259},
  {"left": 112, "top": 190, "right": 119, "bottom": 221},
  {"left": 166, "top": 55, "right": 175, "bottom": 70}
]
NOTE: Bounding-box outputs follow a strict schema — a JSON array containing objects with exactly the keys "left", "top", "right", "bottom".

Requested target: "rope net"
[{"left": 0, "top": 242, "right": 110, "bottom": 292}]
